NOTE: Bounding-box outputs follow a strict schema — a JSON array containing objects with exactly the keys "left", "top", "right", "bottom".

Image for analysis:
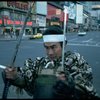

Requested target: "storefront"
[
  {"left": 0, "top": 1, "right": 33, "bottom": 36},
  {"left": 0, "top": 18, "right": 33, "bottom": 35}
]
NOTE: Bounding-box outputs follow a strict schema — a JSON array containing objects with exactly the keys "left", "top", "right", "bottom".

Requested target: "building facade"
[
  {"left": 31, "top": 2, "right": 47, "bottom": 34},
  {"left": 0, "top": 1, "right": 34, "bottom": 36},
  {"left": 91, "top": 1, "right": 100, "bottom": 30},
  {"left": 0, "top": 1, "right": 99, "bottom": 37}
]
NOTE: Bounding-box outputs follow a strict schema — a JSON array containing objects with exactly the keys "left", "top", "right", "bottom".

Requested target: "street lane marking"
[
  {"left": 28, "top": 40, "right": 100, "bottom": 48},
  {"left": 96, "top": 42, "right": 100, "bottom": 46},
  {"left": 68, "top": 43, "right": 100, "bottom": 48},
  {"left": 82, "top": 39, "right": 93, "bottom": 43},
  {"left": 68, "top": 38, "right": 78, "bottom": 41}
]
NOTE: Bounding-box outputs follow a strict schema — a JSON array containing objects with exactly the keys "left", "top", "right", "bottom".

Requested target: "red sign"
[
  {"left": 0, "top": 20, "right": 2, "bottom": 24},
  {"left": 7, "top": 20, "right": 13, "bottom": 24},
  {"left": 20, "top": 21, "right": 24, "bottom": 25},
  {"left": 27, "top": 22, "right": 32, "bottom": 26},
  {"left": 15, "top": 21, "right": 20, "bottom": 25},
  {"left": 0, "top": 19, "right": 32, "bottom": 26},
  {"left": 47, "top": 4, "right": 68, "bottom": 22},
  {"left": 60, "top": 12, "right": 68, "bottom": 22}
]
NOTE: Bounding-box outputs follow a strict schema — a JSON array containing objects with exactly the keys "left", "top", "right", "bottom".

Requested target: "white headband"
[{"left": 43, "top": 35, "right": 66, "bottom": 42}]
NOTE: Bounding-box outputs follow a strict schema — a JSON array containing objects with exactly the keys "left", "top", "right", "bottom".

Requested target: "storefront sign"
[
  {"left": 68, "top": 2, "right": 76, "bottom": 20},
  {"left": 76, "top": 4, "right": 83, "bottom": 24},
  {"left": 0, "top": 20, "right": 2, "bottom": 24},
  {"left": 7, "top": 1, "right": 28, "bottom": 11},
  {"left": 56, "top": 9, "right": 61, "bottom": 15},
  {"left": 36, "top": 15, "right": 46, "bottom": 27},
  {"left": 0, "top": 19, "right": 32, "bottom": 26}
]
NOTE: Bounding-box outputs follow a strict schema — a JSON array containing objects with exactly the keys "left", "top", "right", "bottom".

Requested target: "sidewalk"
[
  {"left": 0, "top": 35, "right": 30, "bottom": 41},
  {"left": 0, "top": 35, "right": 16, "bottom": 41}
]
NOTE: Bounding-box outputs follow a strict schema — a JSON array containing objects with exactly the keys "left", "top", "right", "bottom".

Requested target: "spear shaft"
[{"left": 61, "top": 5, "right": 68, "bottom": 70}]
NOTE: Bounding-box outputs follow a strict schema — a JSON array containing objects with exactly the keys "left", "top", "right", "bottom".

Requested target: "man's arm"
[
  {"left": 70, "top": 52, "right": 98, "bottom": 98},
  {"left": 2, "top": 57, "right": 42, "bottom": 90}
]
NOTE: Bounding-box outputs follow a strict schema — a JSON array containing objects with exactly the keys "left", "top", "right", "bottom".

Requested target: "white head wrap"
[{"left": 43, "top": 35, "right": 66, "bottom": 42}]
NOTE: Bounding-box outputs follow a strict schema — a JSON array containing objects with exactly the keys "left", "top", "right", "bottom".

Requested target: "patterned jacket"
[{"left": 12, "top": 51, "right": 97, "bottom": 98}]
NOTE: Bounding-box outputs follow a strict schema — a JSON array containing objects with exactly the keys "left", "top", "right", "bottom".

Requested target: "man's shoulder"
[
  {"left": 65, "top": 51, "right": 81, "bottom": 59},
  {"left": 36, "top": 57, "right": 45, "bottom": 61},
  {"left": 65, "top": 51, "right": 88, "bottom": 66}
]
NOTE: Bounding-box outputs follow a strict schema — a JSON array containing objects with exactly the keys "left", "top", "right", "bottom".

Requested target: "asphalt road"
[{"left": 0, "top": 31, "right": 100, "bottom": 98}]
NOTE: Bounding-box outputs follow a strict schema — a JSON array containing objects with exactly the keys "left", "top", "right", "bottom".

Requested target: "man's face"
[{"left": 44, "top": 42, "right": 62, "bottom": 60}]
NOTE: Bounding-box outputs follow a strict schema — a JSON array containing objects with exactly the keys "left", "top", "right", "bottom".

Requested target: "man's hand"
[
  {"left": 53, "top": 71, "right": 75, "bottom": 99},
  {"left": 56, "top": 71, "right": 66, "bottom": 81},
  {"left": 4, "top": 67, "right": 17, "bottom": 80}
]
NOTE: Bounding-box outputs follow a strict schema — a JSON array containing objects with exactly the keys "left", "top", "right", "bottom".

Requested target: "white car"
[{"left": 78, "top": 32, "right": 86, "bottom": 36}]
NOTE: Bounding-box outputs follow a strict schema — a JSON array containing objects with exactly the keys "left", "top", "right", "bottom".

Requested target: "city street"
[{"left": 0, "top": 31, "right": 100, "bottom": 98}]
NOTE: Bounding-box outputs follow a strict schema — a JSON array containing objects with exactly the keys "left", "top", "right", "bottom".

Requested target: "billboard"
[
  {"left": 36, "top": 2, "right": 47, "bottom": 15},
  {"left": 76, "top": 4, "right": 83, "bottom": 24},
  {"left": 36, "top": 15, "right": 46, "bottom": 27},
  {"left": 68, "top": 2, "right": 76, "bottom": 20}
]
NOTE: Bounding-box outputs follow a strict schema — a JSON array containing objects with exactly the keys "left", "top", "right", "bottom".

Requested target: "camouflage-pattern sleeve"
[
  {"left": 65, "top": 52, "right": 97, "bottom": 96},
  {"left": 14, "top": 57, "right": 44, "bottom": 96}
]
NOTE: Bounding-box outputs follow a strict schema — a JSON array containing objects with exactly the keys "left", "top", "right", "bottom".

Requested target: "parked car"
[
  {"left": 78, "top": 32, "right": 86, "bottom": 36},
  {"left": 29, "top": 33, "right": 43, "bottom": 39}
]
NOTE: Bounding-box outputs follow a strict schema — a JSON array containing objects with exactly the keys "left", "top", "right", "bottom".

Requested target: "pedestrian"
[
  {"left": 2, "top": 25, "right": 99, "bottom": 99},
  {"left": 15, "top": 30, "right": 19, "bottom": 39}
]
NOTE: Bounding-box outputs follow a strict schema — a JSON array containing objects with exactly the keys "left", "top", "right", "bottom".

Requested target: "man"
[{"left": 2, "top": 25, "right": 99, "bottom": 99}]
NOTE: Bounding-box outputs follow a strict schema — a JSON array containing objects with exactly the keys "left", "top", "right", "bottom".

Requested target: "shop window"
[
  {"left": 25, "top": 29, "right": 31, "bottom": 35},
  {"left": 85, "top": 18, "right": 87, "bottom": 23},
  {"left": 15, "top": 29, "right": 20, "bottom": 37},
  {"left": 5, "top": 28, "right": 10, "bottom": 33}
]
